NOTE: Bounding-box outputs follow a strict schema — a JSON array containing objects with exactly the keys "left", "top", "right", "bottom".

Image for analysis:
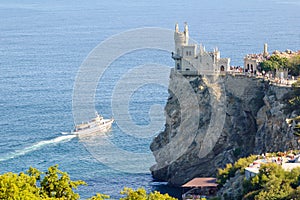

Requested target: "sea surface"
[{"left": 0, "top": 0, "right": 299, "bottom": 199}]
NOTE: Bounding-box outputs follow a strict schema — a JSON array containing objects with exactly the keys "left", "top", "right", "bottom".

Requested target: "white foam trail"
[{"left": 0, "top": 135, "right": 77, "bottom": 162}]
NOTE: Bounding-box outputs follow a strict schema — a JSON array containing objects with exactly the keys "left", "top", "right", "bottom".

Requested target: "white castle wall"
[{"left": 173, "top": 23, "right": 230, "bottom": 75}]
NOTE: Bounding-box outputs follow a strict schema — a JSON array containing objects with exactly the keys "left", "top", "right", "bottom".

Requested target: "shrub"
[{"left": 217, "top": 155, "right": 257, "bottom": 185}]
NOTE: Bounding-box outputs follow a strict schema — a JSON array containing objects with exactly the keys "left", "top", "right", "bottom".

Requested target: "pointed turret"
[
  {"left": 199, "top": 44, "right": 204, "bottom": 55},
  {"left": 175, "top": 23, "right": 179, "bottom": 33},
  {"left": 184, "top": 22, "right": 188, "bottom": 32},
  {"left": 184, "top": 22, "right": 189, "bottom": 45}
]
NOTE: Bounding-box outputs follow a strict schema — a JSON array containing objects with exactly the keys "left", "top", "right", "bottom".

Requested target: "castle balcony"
[
  {"left": 172, "top": 52, "right": 182, "bottom": 60},
  {"left": 176, "top": 70, "right": 200, "bottom": 76}
]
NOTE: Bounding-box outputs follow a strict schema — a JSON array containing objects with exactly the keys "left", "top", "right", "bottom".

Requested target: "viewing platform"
[{"left": 173, "top": 67, "right": 298, "bottom": 88}]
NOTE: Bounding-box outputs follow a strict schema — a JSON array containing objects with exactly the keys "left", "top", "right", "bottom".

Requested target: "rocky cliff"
[{"left": 150, "top": 70, "right": 300, "bottom": 186}]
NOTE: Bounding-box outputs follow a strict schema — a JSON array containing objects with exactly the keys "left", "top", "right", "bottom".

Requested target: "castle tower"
[
  {"left": 174, "top": 23, "right": 185, "bottom": 56},
  {"left": 172, "top": 23, "right": 231, "bottom": 74},
  {"left": 263, "top": 43, "right": 269, "bottom": 57}
]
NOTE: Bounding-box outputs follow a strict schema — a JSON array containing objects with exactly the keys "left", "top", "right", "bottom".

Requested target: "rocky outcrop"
[
  {"left": 150, "top": 71, "right": 300, "bottom": 186},
  {"left": 217, "top": 170, "right": 244, "bottom": 200}
]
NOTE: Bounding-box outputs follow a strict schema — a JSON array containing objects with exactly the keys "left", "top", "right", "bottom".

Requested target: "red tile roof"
[{"left": 181, "top": 177, "right": 218, "bottom": 188}]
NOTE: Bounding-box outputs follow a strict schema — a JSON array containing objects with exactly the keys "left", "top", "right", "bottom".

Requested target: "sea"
[{"left": 0, "top": 0, "right": 299, "bottom": 199}]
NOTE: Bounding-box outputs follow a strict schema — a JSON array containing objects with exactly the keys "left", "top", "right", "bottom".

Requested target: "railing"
[
  {"left": 172, "top": 68, "right": 298, "bottom": 88},
  {"left": 171, "top": 52, "right": 182, "bottom": 60}
]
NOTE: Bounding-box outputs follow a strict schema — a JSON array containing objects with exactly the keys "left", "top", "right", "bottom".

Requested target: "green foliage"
[
  {"left": 242, "top": 190, "right": 260, "bottom": 200},
  {"left": 219, "top": 152, "right": 300, "bottom": 199},
  {"left": 27, "top": 166, "right": 41, "bottom": 181},
  {"left": 87, "top": 193, "right": 110, "bottom": 200},
  {"left": 288, "top": 94, "right": 300, "bottom": 112},
  {"left": 120, "top": 187, "right": 147, "bottom": 200},
  {"left": 282, "top": 78, "right": 300, "bottom": 136},
  {"left": 283, "top": 79, "right": 300, "bottom": 133},
  {"left": 260, "top": 60, "right": 279, "bottom": 72},
  {"left": 148, "top": 191, "right": 177, "bottom": 200},
  {"left": 233, "top": 155, "right": 257, "bottom": 174},
  {"left": 260, "top": 55, "right": 288, "bottom": 72},
  {"left": 39, "top": 165, "right": 87, "bottom": 199},
  {"left": 217, "top": 155, "right": 257, "bottom": 185},
  {"left": 287, "top": 54, "right": 300, "bottom": 76},
  {"left": 0, "top": 165, "right": 88, "bottom": 200},
  {"left": 259, "top": 54, "right": 300, "bottom": 75},
  {"left": 0, "top": 172, "right": 40, "bottom": 200},
  {"left": 217, "top": 163, "right": 235, "bottom": 185},
  {"left": 120, "top": 187, "right": 177, "bottom": 200},
  {"left": 242, "top": 162, "right": 300, "bottom": 200},
  {"left": 294, "top": 124, "right": 300, "bottom": 136},
  {"left": 269, "top": 55, "right": 288, "bottom": 67},
  {"left": 0, "top": 166, "right": 178, "bottom": 200},
  {"left": 286, "top": 186, "right": 300, "bottom": 200}
]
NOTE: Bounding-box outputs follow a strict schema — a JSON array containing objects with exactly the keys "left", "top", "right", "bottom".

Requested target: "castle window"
[
  {"left": 189, "top": 51, "right": 192, "bottom": 56},
  {"left": 220, "top": 65, "right": 225, "bottom": 71},
  {"left": 186, "top": 51, "right": 188, "bottom": 56}
]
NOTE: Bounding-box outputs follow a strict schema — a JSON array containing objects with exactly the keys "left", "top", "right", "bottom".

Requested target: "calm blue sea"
[{"left": 0, "top": 0, "right": 299, "bottom": 199}]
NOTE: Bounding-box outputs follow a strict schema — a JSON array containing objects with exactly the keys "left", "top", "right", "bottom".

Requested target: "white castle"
[{"left": 172, "top": 23, "right": 230, "bottom": 75}]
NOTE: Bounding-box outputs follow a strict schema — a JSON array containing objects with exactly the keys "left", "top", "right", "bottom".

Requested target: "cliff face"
[{"left": 150, "top": 71, "right": 300, "bottom": 186}]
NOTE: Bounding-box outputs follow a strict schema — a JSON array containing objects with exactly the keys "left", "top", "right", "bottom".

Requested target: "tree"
[
  {"left": 283, "top": 79, "right": 300, "bottom": 116},
  {"left": 120, "top": 187, "right": 177, "bottom": 200},
  {"left": 242, "top": 162, "right": 300, "bottom": 200},
  {"left": 217, "top": 155, "right": 257, "bottom": 185},
  {"left": 0, "top": 166, "right": 177, "bottom": 200},
  {"left": 287, "top": 54, "right": 300, "bottom": 76},
  {"left": 88, "top": 193, "right": 110, "bottom": 200},
  {"left": 0, "top": 165, "right": 88, "bottom": 200},
  {"left": 260, "top": 60, "right": 278, "bottom": 72},
  {"left": 217, "top": 163, "right": 235, "bottom": 185},
  {"left": 120, "top": 187, "right": 147, "bottom": 200},
  {"left": 0, "top": 172, "right": 40, "bottom": 200},
  {"left": 233, "top": 155, "right": 257, "bottom": 174},
  {"left": 39, "top": 165, "right": 86, "bottom": 199},
  {"left": 269, "top": 55, "right": 288, "bottom": 68},
  {"left": 254, "top": 164, "right": 293, "bottom": 200},
  {"left": 259, "top": 54, "right": 289, "bottom": 73},
  {"left": 148, "top": 191, "right": 177, "bottom": 200}
]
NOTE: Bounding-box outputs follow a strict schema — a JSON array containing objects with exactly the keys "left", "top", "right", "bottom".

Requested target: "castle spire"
[
  {"left": 184, "top": 22, "right": 188, "bottom": 31},
  {"left": 175, "top": 23, "right": 179, "bottom": 32},
  {"left": 200, "top": 43, "right": 204, "bottom": 54},
  {"left": 184, "top": 22, "right": 189, "bottom": 45}
]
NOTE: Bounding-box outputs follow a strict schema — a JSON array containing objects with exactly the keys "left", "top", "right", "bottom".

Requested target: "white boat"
[{"left": 73, "top": 112, "right": 114, "bottom": 137}]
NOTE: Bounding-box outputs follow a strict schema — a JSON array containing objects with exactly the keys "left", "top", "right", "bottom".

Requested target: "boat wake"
[{"left": 0, "top": 135, "right": 76, "bottom": 162}]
